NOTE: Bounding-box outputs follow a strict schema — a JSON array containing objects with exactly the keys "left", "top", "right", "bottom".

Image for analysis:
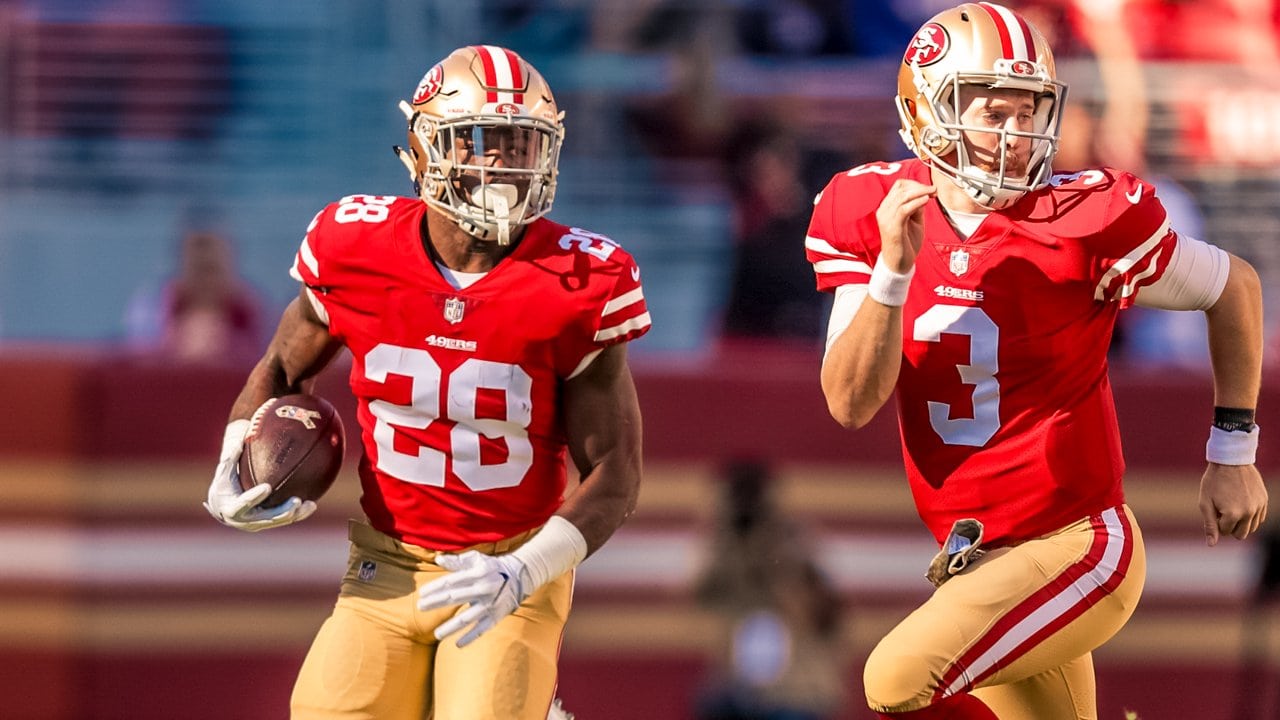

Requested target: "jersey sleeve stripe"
[
  {"left": 298, "top": 236, "right": 320, "bottom": 279},
  {"left": 594, "top": 312, "right": 652, "bottom": 343},
  {"left": 1115, "top": 253, "right": 1165, "bottom": 301},
  {"left": 814, "top": 259, "right": 874, "bottom": 275},
  {"left": 566, "top": 348, "right": 603, "bottom": 380},
  {"left": 602, "top": 287, "right": 645, "bottom": 316},
  {"left": 805, "top": 235, "right": 861, "bottom": 260},
  {"left": 1092, "top": 217, "right": 1171, "bottom": 301},
  {"left": 303, "top": 287, "right": 331, "bottom": 326}
]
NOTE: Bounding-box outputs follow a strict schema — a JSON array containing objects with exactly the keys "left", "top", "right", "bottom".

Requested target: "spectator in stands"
[
  {"left": 693, "top": 459, "right": 846, "bottom": 720},
  {"left": 613, "top": 0, "right": 737, "bottom": 161},
  {"left": 732, "top": 0, "right": 855, "bottom": 57},
  {"left": 123, "top": 229, "right": 264, "bottom": 365},
  {"left": 721, "top": 124, "right": 831, "bottom": 341}
]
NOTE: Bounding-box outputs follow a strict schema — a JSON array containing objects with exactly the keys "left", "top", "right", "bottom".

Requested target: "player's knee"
[{"left": 863, "top": 639, "right": 941, "bottom": 712}]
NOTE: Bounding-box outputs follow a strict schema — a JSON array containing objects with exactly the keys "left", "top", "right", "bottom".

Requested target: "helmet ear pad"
[{"left": 896, "top": 87, "right": 957, "bottom": 160}]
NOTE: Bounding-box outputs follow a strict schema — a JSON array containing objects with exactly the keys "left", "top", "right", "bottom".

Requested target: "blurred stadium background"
[{"left": 1, "top": 1, "right": 1280, "bottom": 718}]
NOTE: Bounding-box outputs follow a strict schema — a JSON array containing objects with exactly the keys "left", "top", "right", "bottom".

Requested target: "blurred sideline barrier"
[{"left": 1, "top": 344, "right": 1277, "bottom": 719}]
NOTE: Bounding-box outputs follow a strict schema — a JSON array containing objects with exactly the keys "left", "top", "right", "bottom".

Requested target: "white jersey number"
[
  {"left": 364, "top": 344, "right": 534, "bottom": 491},
  {"left": 559, "top": 227, "right": 619, "bottom": 261},
  {"left": 846, "top": 161, "right": 903, "bottom": 177},
  {"left": 913, "top": 305, "right": 1001, "bottom": 447},
  {"left": 334, "top": 195, "right": 396, "bottom": 224}
]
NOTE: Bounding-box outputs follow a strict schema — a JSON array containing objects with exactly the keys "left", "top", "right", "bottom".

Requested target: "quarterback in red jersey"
[
  {"left": 205, "top": 45, "right": 647, "bottom": 720},
  {"left": 809, "top": 3, "right": 1266, "bottom": 719}
]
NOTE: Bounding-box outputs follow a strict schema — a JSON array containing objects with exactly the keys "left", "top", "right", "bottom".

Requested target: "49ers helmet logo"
[
  {"left": 905, "top": 23, "right": 949, "bottom": 66},
  {"left": 413, "top": 64, "right": 444, "bottom": 104},
  {"left": 1010, "top": 60, "right": 1036, "bottom": 76}
]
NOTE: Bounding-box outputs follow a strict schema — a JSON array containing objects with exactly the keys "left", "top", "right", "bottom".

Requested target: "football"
[{"left": 237, "top": 393, "right": 345, "bottom": 507}]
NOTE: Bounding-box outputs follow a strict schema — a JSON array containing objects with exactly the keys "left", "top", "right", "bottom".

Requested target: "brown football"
[{"left": 237, "top": 393, "right": 345, "bottom": 506}]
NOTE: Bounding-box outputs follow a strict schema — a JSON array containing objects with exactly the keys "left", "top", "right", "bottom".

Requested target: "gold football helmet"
[
  {"left": 896, "top": 2, "right": 1066, "bottom": 209},
  {"left": 395, "top": 46, "right": 564, "bottom": 244}
]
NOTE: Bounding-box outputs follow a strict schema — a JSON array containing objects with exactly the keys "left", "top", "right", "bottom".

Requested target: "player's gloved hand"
[
  {"left": 418, "top": 550, "right": 530, "bottom": 648},
  {"left": 203, "top": 418, "right": 317, "bottom": 532}
]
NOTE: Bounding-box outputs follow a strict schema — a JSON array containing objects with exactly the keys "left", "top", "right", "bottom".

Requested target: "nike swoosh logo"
[{"left": 1126, "top": 184, "right": 1142, "bottom": 204}]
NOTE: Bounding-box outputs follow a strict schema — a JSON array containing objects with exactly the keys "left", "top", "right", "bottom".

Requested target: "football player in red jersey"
[
  {"left": 204, "top": 45, "right": 649, "bottom": 720},
  {"left": 808, "top": 3, "right": 1266, "bottom": 719}
]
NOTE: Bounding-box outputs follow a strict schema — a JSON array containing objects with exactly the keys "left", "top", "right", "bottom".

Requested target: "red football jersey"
[
  {"left": 807, "top": 160, "right": 1176, "bottom": 546},
  {"left": 291, "top": 195, "right": 650, "bottom": 550}
]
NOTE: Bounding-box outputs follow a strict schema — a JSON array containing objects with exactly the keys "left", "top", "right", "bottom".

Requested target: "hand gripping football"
[{"left": 237, "top": 393, "right": 345, "bottom": 506}]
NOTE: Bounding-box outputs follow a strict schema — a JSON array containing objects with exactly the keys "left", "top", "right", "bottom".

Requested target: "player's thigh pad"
[
  {"left": 864, "top": 505, "right": 1146, "bottom": 714},
  {"left": 291, "top": 530, "right": 432, "bottom": 719},
  {"left": 431, "top": 570, "right": 574, "bottom": 720}
]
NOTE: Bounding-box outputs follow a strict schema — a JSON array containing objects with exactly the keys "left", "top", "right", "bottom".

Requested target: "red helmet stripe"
[
  {"left": 500, "top": 47, "right": 526, "bottom": 104},
  {"left": 472, "top": 45, "right": 500, "bottom": 103},
  {"left": 474, "top": 45, "right": 526, "bottom": 106},
  {"left": 978, "top": 2, "right": 1035, "bottom": 62}
]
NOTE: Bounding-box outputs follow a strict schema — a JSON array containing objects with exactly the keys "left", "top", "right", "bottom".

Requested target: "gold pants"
[
  {"left": 864, "top": 505, "right": 1146, "bottom": 719},
  {"left": 291, "top": 521, "right": 573, "bottom": 720}
]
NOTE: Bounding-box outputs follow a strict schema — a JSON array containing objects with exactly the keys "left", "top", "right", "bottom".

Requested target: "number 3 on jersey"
[
  {"left": 913, "top": 305, "right": 1001, "bottom": 447},
  {"left": 364, "top": 344, "right": 534, "bottom": 491}
]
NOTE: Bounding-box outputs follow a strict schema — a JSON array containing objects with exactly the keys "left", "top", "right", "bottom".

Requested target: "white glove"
[
  {"left": 419, "top": 516, "right": 589, "bottom": 647},
  {"left": 418, "top": 550, "right": 530, "bottom": 647},
  {"left": 203, "top": 418, "right": 317, "bottom": 532}
]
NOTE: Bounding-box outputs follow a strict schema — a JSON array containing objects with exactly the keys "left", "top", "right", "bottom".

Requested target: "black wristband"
[{"left": 1213, "top": 406, "right": 1257, "bottom": 433}]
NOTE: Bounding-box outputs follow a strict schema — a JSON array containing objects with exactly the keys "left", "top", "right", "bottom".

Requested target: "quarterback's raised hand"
[
  {"left": 875, "top": 179, "right": 935, "bottom": 273},
  {"left": 203, "top": 419, "right": 316, "bottom": 532},
  {"left": 418, "top": 550, "right": 530, "bottom": 647}
]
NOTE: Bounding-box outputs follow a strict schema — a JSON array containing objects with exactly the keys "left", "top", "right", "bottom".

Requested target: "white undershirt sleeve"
[
  {"left": 824, "top": 283, "right": 869, "bottom": 359},
  {"left": 1134, "top": 235, "right": 1230, "bottom": 311}
]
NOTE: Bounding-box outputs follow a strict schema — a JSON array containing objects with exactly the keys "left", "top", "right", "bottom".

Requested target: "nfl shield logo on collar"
[
  {"left": 949, "top": 249, "right": 969, "bottom": 276},
  {"left": 444, "top": 297, "right": 465, "bottom": 324}
]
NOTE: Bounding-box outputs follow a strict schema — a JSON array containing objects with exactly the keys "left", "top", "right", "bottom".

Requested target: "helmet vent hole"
[{"left": 960, "top": 12, "right": 969, "bottom": 21}]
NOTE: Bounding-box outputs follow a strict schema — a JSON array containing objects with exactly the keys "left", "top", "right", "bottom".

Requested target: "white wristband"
[
  {"left": 1206, "top": 424, "right": 1260, "bottom": 465},
  {"left": 510, "top": 516, "right": 588, "bottom": 591},
  {"left": 868, "top": 257, "right": 915, "bottom": 307}
]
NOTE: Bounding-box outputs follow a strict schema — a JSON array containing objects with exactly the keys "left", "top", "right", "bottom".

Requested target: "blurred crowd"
[
  {"left": 2, "top": 3, "right": 1279, "bottom": 717},
  {"left": 3, "top": 0, "right": 1280, "bottom": 372}
]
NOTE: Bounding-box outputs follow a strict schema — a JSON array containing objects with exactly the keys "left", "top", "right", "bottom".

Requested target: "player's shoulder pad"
[
  {"left": 1027, "top": 167, "right": 1168, "bottom": 243},
  {"left": 293, "top": 194, "right": 417, "bottom": 285},
  {"left": 811, "top": 159, "right": 922, "bottom": 256},
  {"left": 819, "top": 159, "right": 922, "bottom": 213},
  {"left": 308, "top": 194, "right": 418, "bottom": 245},
  {"left": 533, "top": 219, "right": 642, "bottom": 275}
]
